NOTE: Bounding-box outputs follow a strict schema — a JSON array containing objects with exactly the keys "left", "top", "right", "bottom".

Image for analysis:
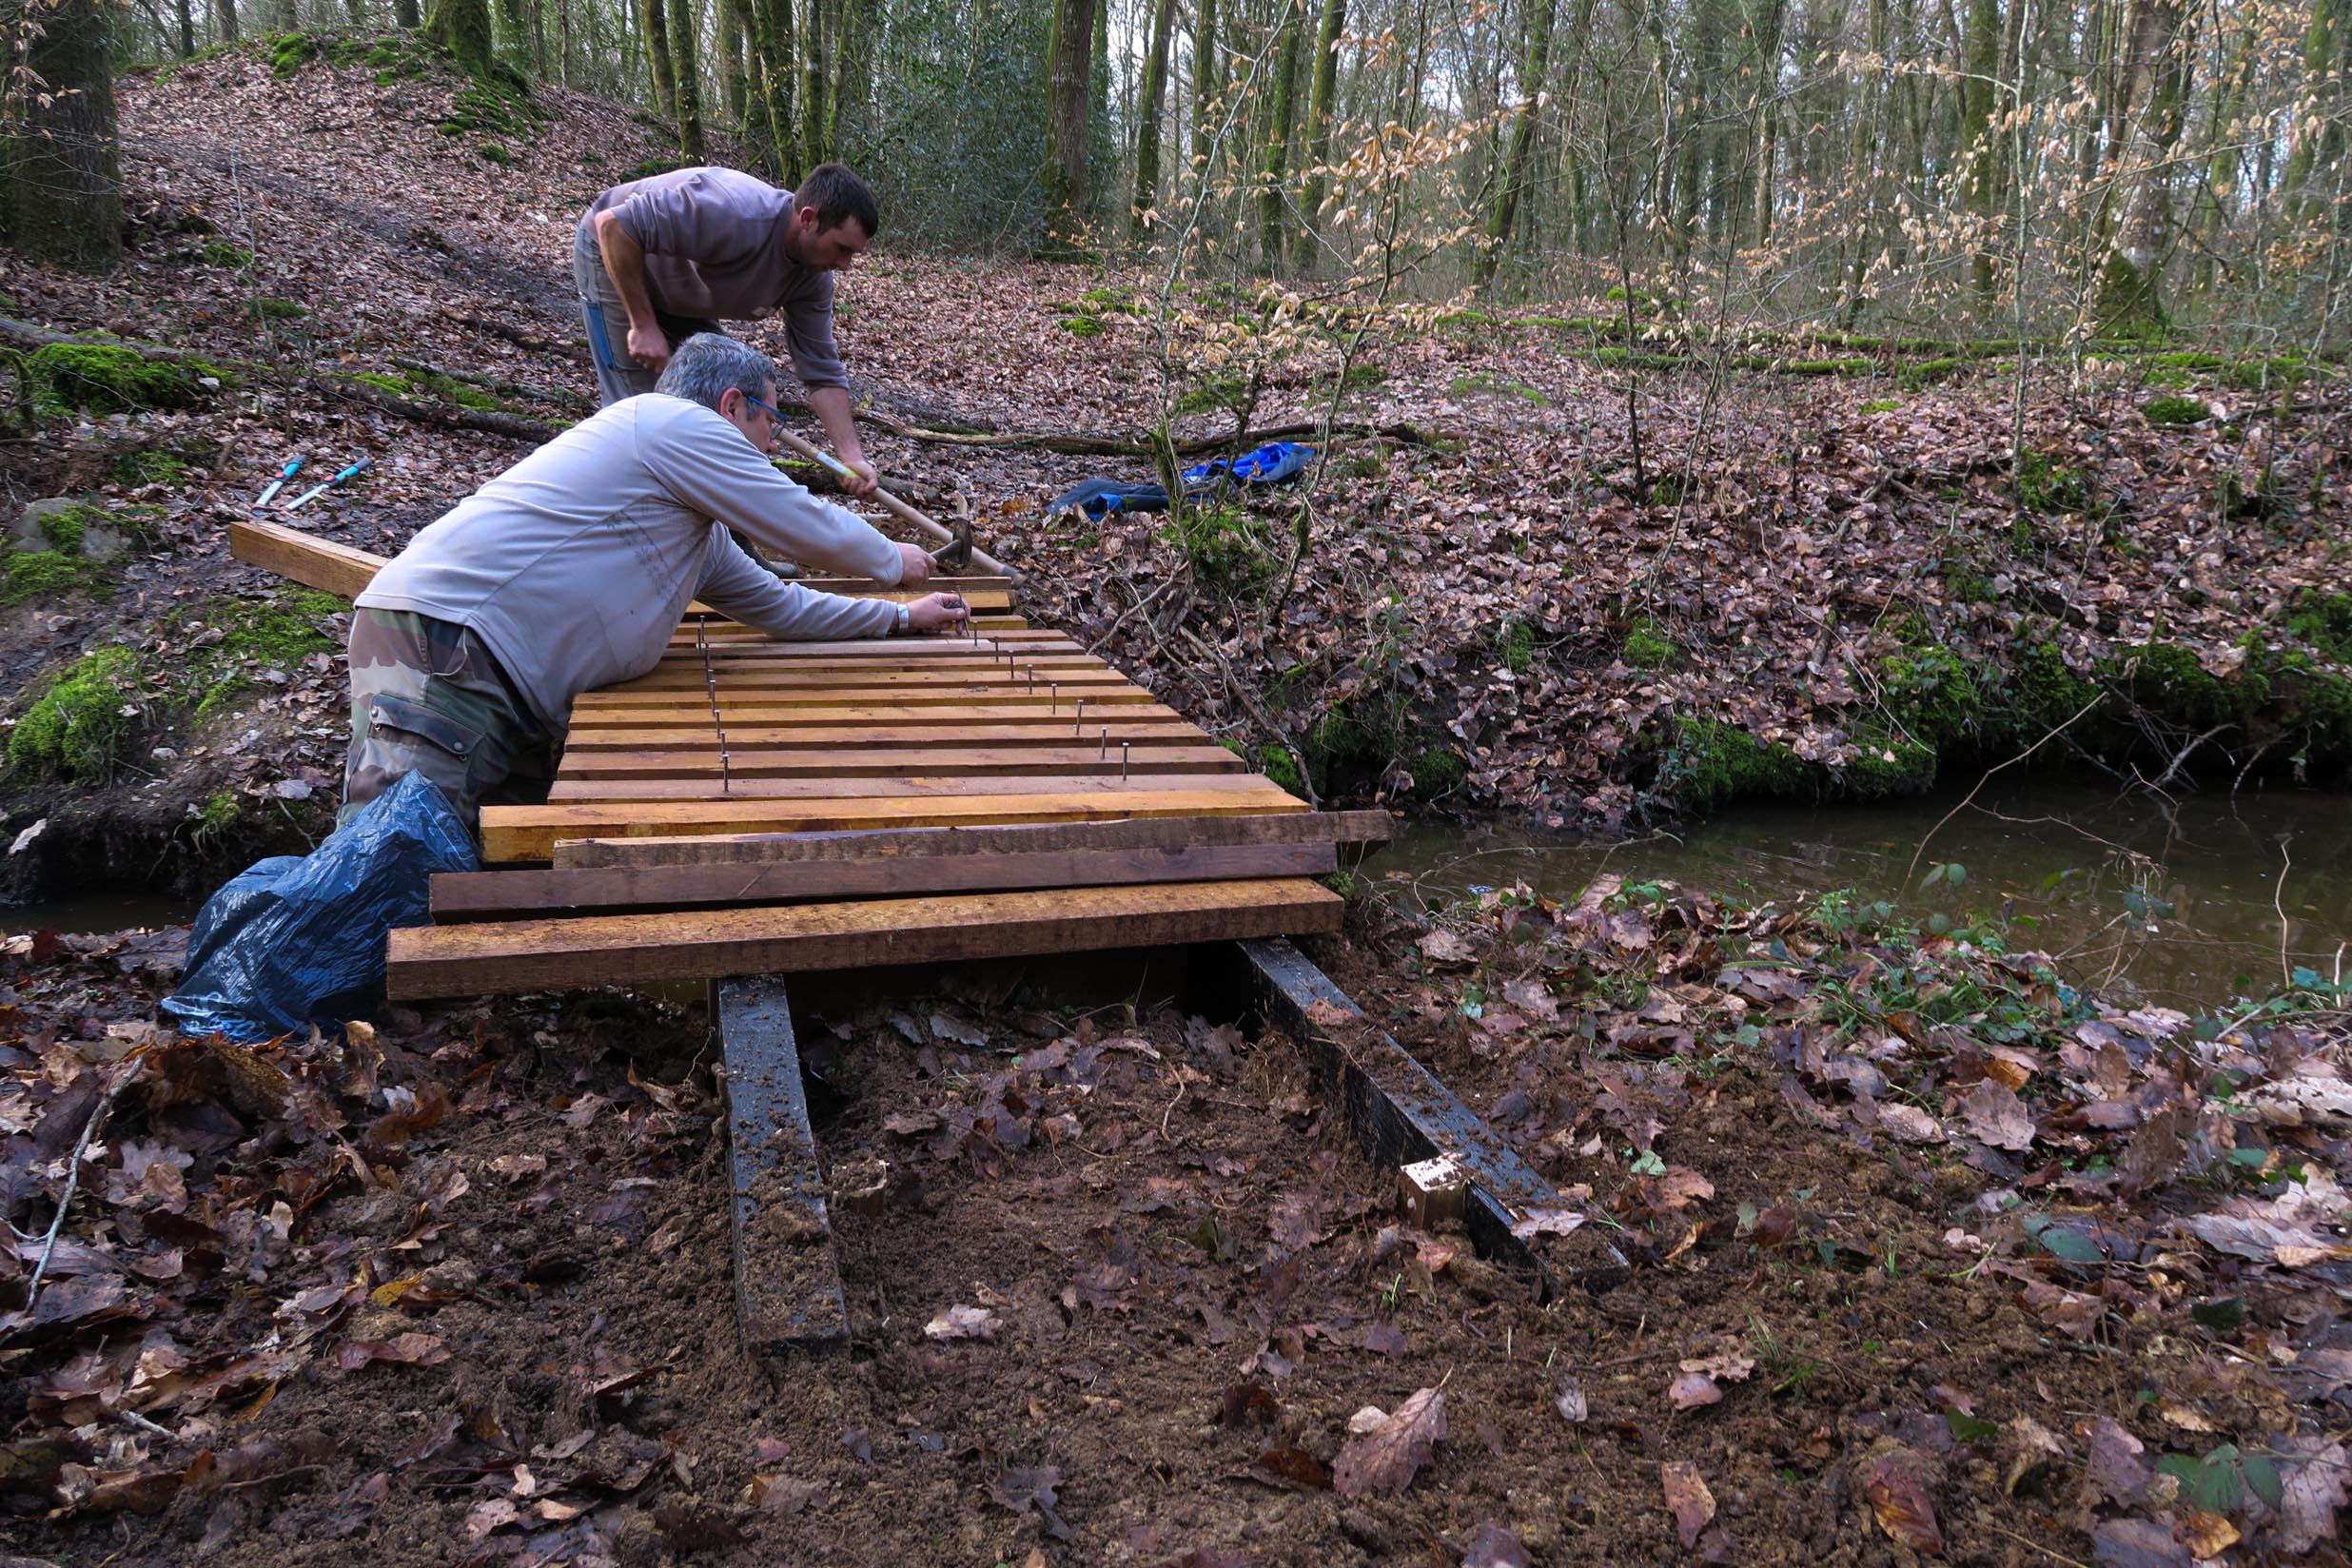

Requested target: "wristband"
[{"left": 894, "top": 600, "right": 911, "bottom": 636}]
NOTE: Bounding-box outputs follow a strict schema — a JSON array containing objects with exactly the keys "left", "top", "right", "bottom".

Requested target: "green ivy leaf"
[
  {"left": 1945, "top": 1408, "right": 1999, "bottom": 1442},
  {"left": 2190, "top": 1297, "right": 2245, "bottom": 1333}
]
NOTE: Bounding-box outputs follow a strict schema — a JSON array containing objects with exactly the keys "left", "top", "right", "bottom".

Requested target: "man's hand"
[
  {"left": 625, "top": 323, "right": 672, "bottom": 374},
  {"left": 907, "top": 593, "right": 970, "bottom": 634},
  {"left": 896, "top": 542, "right": 934, "bottom": 586},
  {"left": 836, "top": 455, "right": 879, "bottom": 499}
]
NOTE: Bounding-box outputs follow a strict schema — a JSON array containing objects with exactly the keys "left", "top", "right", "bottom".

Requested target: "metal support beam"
[
  {"left": 1234, "top": 938, "right": 1629, "bottom": 1297},
  {"left": 716, "top": 976, "right": 849, "bottom": 1350}
]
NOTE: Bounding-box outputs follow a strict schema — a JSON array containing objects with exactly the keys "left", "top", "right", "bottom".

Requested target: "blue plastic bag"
[{"left": 161, "top": 771, "right": 477, "bottom": 1042}]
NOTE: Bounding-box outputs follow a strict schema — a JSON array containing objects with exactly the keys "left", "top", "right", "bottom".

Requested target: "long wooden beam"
[
  {"left": 557, "top": 705, "right": 1185, "bottom": 737},
  {"left": 549, "top": 810, "right": 1394, "bottom": 869},
  {"left": 548, "top": 745, "right": 1244, "bottom": 781},
  {"left": 433, "top": 840, "right": 1338, "bottom": 920},
  {"left": 572, "top": 687, "right": 1163, "bottom": 710},
  {"left": 386, "top": 878, "right": 1344, "bottom": 997},
  {"left": 559, "top": 721, "right": 1211, "bottom": 752},
  {"left": 480, "top": 787, "right": 1310, "bottom": 862},
  {"left": 545, "top": 771, "right": 1275, "bottom": 804}
]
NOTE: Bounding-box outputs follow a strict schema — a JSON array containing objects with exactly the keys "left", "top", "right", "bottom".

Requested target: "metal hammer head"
[{"left": 929, "top": 516, "right": 975, "bottom": 573}]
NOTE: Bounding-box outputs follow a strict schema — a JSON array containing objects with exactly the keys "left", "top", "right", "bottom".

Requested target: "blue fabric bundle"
[{"left": 1049, "top": 441, "right": 1317, "bottom": 521}]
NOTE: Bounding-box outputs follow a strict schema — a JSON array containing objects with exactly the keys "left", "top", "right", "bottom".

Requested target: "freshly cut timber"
[
  {"left": 480, "top": 786, "right": 1312, "bottom": 861},
  {"left": 386, "top": 878, "right": 1344, "bottom": 997},
  {"left": 429, "top": 810, "right": 1392, "bottom": 917}
]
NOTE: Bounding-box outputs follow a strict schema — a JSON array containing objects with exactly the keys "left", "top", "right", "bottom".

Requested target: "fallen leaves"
[
  {"left": 923, "top": 1303, "right": 1001, "bottom": 1341},
  {"left": 1660, "top": 1460, "right": 1715, "bottom": 1548},
  {"left": 990, "top": 1463, "right": 1073, "bottom": 1540},
  {"left": 1331, "top": 1386, "right": 1446, "bottom": 1498},
  {"left": 1859, "top": 1449, "right": 1945, "bottom": 1556}
]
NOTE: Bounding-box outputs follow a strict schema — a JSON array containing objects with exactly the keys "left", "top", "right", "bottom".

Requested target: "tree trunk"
[
  {"left": 830, "top": 0, "right": 868, "bottom": 152},
  {"left": 2098, "top": 0, "right": 2186, "bottom": 333},
  {"left": 1128, "top": 0, "right": 1178, "bottom": 238},
  {"left": 1291, "top": 0, "right": 1344, "bottom": 270},
  {"left": 1040, "top": 0, "right": 1098, "bottom": 255},
  {"left": 395, "top": 0, "right": 421, "bottom": 30},
  {"left": 642, "top": 0, "right": 676, "bottom": 115},
  {"left": 1959, "top": 0, "right": 1998, "bottom": 296},
  {"left": 2283, "top": 0, "right": 2342, "bottom": 219},
  {"left": 1255, "top": 0, "right": 1304, "bottom": 271},
  {"left": 176, "top": 0, "right": 195, "bottom": 54},
  {"left": 749, "top": 0, "right": 796, "bottom": 178},
  {"left": 0, "top": 0, "right": 124, "bottom": 271},
  {"left": 496, "top": 0, "right": 528, "bottom": 70},
  {"left": 1476, "top": 0, "right": 1556, "bottom": 285},
  {"left": 1190, "top": 0, "right": 1218, "bottom": 177},
  {"left": 669, "top": 0, "right": 708, "bottom": 161},
  {"left": 216, "top": 0, "right": 240, "bottom": 40},
  {"left": 429, "top": 0, "right": 497, "bottom": 78},
  {"left": 799, "top": 0, "right": 829, "bottom": 170},
  {"left": 721, "top": 0, "right": 748, "bottom": 131}
]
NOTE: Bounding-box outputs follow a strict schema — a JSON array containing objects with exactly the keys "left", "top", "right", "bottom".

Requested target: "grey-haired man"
[{"left": 339, "top": 333, "right": 966, "bottom": 833}]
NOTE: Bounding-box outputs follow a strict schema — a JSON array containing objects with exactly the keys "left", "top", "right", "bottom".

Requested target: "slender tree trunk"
[
  {"left": 830, "top": 0, "right": 868, "bottom": 152},
  {"left": 799, "top": 0, "right": 829, "bottom": 170},
  {"left": 670, "top": 0, "right": 708, "bottom": 161},
  {"left": 2283, "top": 0, "right": 2342, "bottom": 218},
  {"left": 556, "top": 0, "right": 568, "bottom": 83},
  {"left": 1256, "top": 0, "right": 1304, "bottom": 271},
  {"left": 1129, "top": 0, "right": 1179, "bottom": 238},
  {"left": 1960, "top": 0, "right": 1999, "bottom": 295},
  {"left": 1476, "top": 0, "right": 1557, "bottom": 285},
  {"left": 1190, "top": 0, "right": 1219, "bottom": 179},
  {"left": 395, "top": 0, "right": 420, "bottom": 30},
  {"left": 721, "top": 0, "right": 748, "bottom": 130},
  {"left": 176, "top": 0, "right": 196, "bottom": 54},
  {"left": 641, "top": 0, "right": 676, "bottom": 119},
  {"left": 1291, "top": 0, "right": 1344, "bottom": 270},
  {"left": 1, "top": 0, "right": 124, "bottom": 271},
  {"left": 530, "top": 0, "right": 547, "bottom": 77},
  {"left": 216, "top": 0, "right": 242, "bottom": 39},
  {"left": 1040, "top": 0, "right": 1098, "bottom": 254},
  {"left": 750, "top": 0, "right": 796, "bottom": 178}
]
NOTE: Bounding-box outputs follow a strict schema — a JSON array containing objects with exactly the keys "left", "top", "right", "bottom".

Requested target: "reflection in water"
[{"left": 1361, "top": 783, "right": 2352, "bottom": 1009}]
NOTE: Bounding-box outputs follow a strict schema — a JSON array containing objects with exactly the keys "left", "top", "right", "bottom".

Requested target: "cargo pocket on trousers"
[{"left": 362, "top": 691, "right": 500, "bottom": 809}]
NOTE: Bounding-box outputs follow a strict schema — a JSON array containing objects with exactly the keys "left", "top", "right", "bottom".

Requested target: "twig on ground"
[
  {"left": 24, "top": 1052, "right": 145, "bottom": 1311},
  {"left": 2274, "top": 838, "right": 2295, "bottom": 990}
]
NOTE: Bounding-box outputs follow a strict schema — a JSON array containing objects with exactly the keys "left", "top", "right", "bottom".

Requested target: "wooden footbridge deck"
[
  {"left": 230, "top": 519, "right": 1367, "bottom": 997},
  {"left": 233, "top": 516, "right": 1604, "bottom": 1351}
]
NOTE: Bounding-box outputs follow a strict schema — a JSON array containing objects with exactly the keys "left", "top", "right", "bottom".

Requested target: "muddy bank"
[{"left": 2, "top": 867, "right": 2347, "bottom": 1564}]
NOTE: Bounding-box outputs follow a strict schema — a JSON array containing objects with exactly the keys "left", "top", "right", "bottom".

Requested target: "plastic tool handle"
[
  {"left": 253, "top": 455, "right": 307, "bottom": 508},
  {"left": 283, "top": 455, "right": 374, "bottom": 512}
]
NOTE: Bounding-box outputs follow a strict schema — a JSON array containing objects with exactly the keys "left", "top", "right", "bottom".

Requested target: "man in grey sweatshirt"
[
  {"left": 340, "top": 333, "right": 968, "bottom": 833},
  {"left": 576, "top": 163, "right": 881, "bottom": 499}
]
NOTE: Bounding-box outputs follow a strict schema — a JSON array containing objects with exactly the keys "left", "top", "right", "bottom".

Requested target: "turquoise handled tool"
[
  {"left": 254, "top": 455, "right": 306, "bottom": 508},
  {"left": 283, "top": 455, "right": 372, "bottom": 513}
]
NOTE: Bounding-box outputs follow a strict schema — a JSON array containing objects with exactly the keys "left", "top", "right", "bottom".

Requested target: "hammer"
[
  {"left": 930, "top": 515, "right": 975, "bottom": 572},
  {"left": 773, "top": 428, "right": 1016, "bottom": 580}
]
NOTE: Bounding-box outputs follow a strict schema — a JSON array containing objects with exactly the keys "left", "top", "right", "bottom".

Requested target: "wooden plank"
[
  {"left": 481, "top": 788, "right": 1311, "bottom": 862},
  {"left": 550, "top": 745, "right": 1245, "bottom": 780},
  {"left": 561, "top": 702, "right": 1187, "bottom": 730},
  {"left": 551, "top": 810, "right": 1394, "bottom": 869},
  {"left": 1234, "top": 938, "right": 1632, "bottom": 1297},
  {"left": 788, "top": 576, "right": 1014, "bottom": 594},
  {"left": 690, "top": 647, "right": 1095, "bottom": 670},
  {"left": 544, "top": 772, "right": 1283, "bottom": 803},
  {"left": 605, "top": 666, "right": 1136, "bottom": 693},
  {"left": 674, "top": 629, "right": 1066, "bottom": 652},
  {"left": 573, "top": 686, "right": 1163, "bottom": 710},
  {"left": 559, "top": 720, "right": 1213, "bottom": 752},
  {"left": 715, "top": 976, "right": 849, "bottom": 1350},
  {"left": 387, "top": 878, "right": 1343, "bottom": 998},
  {"left": 433, "top": 839, "right": 1337, "bottom": 919},
  {"left": 229, "top": 519, "right": 386, "bottom": 600}
]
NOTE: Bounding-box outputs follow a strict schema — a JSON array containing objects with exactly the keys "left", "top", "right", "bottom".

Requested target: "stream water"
[
  {"left": 6, "top": 784, "right": 2345, "bottom": 1010},
  {"left": 1360, "top": 782, "right": 2352, "bottom": 1011}
]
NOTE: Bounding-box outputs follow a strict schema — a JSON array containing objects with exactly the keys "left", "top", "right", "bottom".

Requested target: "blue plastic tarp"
[
  {"left": 1048, "top": 441, "right": 1318, "bottom": 521},
  {"left": 161, "top": 771, "right": 477, "bottom": 1042}
]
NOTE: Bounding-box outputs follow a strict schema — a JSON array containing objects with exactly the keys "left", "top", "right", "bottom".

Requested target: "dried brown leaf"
[{"left": 1331, "top": 1386, "right": 1445, "bottom": 1498}]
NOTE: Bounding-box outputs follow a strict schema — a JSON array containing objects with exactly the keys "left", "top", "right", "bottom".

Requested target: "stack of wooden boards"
[{"left": 228, "top": 519, "right": 1378, "bottom": 1002}]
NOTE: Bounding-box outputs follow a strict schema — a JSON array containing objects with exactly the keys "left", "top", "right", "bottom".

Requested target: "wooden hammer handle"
[{"left": 770, "top": 426, "right": 1018, "bottom": 581}]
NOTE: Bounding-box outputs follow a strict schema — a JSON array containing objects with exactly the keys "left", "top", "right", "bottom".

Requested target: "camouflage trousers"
[{"left": 339, "top": 609, "right": 557, "bottom": 834}]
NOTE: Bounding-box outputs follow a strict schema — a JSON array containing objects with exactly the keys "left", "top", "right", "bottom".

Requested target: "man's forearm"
[
  {"left": 806, "top": 386, "right": 865, "bottom": 465},
  {"left": 593, "top": 212, "right": 660, "bottom": 331}
]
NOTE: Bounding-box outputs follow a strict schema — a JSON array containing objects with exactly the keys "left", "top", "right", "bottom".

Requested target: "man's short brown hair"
[{"left": 793, "top": 164, "right": 879, "bottom": 240}]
